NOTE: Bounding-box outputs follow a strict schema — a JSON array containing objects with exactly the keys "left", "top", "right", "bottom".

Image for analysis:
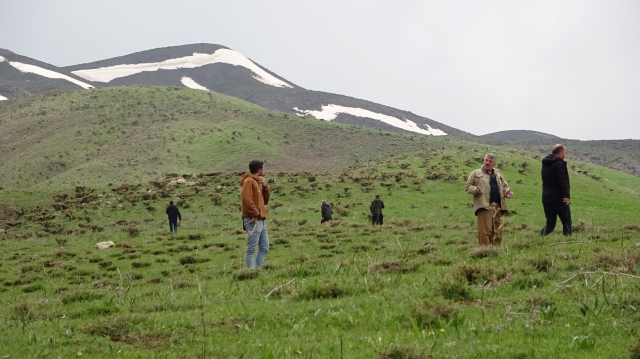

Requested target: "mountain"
[
  {"left": 483, "top": 130, "right": 640, "bottom": 177},
  {"left": 482, "top": 130, "right": 561, "bottom": 143},
  {"left": 0, "top": 48, "right": 95, "bottom": 100},
  {"left": 61, "top": 44, "right": 469, "bottom": 138},
  {"left": 0, "top": 86, "right": 459, "bottom": 189}
]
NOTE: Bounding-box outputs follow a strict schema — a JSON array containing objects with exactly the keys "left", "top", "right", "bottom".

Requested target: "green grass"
[
  {"left": 1, "top": 145, "right": 640, "bottom": 358},
  {"left": 0, "top": 86, "right": 456, "bottom": 189}
]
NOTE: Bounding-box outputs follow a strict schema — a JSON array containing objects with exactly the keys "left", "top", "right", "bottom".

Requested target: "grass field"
[
  {"left": 2, "top": 143, "right": 640, "bottom": 358},
  {"left": 0, "top": 86, "right": 457, "bottom": 189}
]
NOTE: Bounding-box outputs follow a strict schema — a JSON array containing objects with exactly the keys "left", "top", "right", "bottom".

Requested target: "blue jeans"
[
  {"left": 243, "top": 218, "right": 269, "bottom": 268},
  {"left": 540, "top": 203, "right": 572, "bottom": 236},
  {"left": 169, "top": 218, "right": 178, "bottom": 234}
]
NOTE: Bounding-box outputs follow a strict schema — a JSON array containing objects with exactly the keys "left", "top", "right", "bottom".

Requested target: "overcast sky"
[{"left": 1, "top": 0, "right": 639, "bottom": 140}]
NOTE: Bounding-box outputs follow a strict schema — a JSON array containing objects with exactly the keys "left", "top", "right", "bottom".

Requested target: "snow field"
[
  {"left": 0, "top": 94, "right": 7, "bottom": 101},
  {"left": 0, "top": 55, "right": 93, "bottom": 90},
  {"left": 72, "top": 49, "right": 293, "bottom": 88},
  {"left": 180, "top": 77, "right": 210, "bottom": 91},
  {"left": 293, "top": 105, "right": 447, "bottom": 136}
]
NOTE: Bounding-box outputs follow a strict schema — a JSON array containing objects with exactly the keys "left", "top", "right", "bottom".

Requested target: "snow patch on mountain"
[
  {"left": 181, "top": 76, "right": 210, "bottom": 91},
  {"left": 293, "top": 105, "right": 447, "bottom": 136},
  {"left": 71, "top": 49, "right": 293, "bottom": 88},
  {"left": 0, "top": 56, "right": 93, "bottom": 89},
  {"left": 0, "top": 94, "right": 7, "bottom": 101}
]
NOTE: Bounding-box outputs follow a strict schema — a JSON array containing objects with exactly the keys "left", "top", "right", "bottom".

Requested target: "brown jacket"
[
  {"left": 465, "top": 167, "right": 511, "bottom": 215},
  {"left": 240, "top": 173, "right": 270, "bottom": 219}
]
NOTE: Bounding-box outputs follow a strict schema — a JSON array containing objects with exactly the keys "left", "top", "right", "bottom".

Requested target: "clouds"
[{"left": 1, "top": 0, "right": 638, "bottom": 139}]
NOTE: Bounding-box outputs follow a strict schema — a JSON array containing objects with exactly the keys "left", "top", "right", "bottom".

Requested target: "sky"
[{"left": 1, "top": 0, "right": 639, "bottom": 140}]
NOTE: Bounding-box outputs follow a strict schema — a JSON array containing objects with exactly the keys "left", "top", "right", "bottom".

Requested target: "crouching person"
[
  {"left": 241, "top": 160, "right": 271, "bottom": 268},
  {"left": 465, "top": 153, "right": 513, "bottom": 245}
]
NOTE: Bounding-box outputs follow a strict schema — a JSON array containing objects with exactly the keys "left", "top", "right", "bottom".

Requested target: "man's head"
[
  {"left": 249, "top": 160, "right": 264, "bottom": 175},
  {"left": 375, "top": 194, "right": 380, "bottom": 199},
  {"left": 552, "top": 144, "right": 566, "bottom": 160},
  {"left": 484, "top": 153, "right": 497, "bottom": 171},
  {"left": 322, "top": 200, "right": 326, "bottom": 204},
  {"left": 169, "top": 201, "right": 174, "bottom": 205}
]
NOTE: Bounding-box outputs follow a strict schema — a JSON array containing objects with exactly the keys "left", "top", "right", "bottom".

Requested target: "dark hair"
[
  {"left": 249, "top": 160, "right": 263, "bottom": 174},
  {"left": 169, "top": 201, "right": 174, "bottom": 205}
]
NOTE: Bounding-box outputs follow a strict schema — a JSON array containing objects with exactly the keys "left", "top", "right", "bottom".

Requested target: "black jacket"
[
  {"left": 321, "top": 203, "right": 332, "bottom": 218},
  {"left": 541, "top": 154, "right": 570, "bottom": 203},
  {"left": 166, "top": 204, "right": 182, "bottom": 220},
  {"left": 370, "top": 199, "right": 384, "bottom": 215}
]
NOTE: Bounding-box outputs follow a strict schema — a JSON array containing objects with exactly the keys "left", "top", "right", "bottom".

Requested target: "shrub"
[
  {"left": 468, "top": 246, "right": 501, "bottom": 259},
  {"left": 233, "top": 268, "right": 260, "bottom": 281},
  {"left": 513, "top": 274, "right": 546, "bottom": 290},
  {"left": 124, "top": 225, "right": 141, "bottom": 237},
  {"left": 179, "top": 256, "right": 197, "bottom": 265},
  {"left": 297, "top": 281, "right": 347, "bottom": 300},
  {"left": 436, "top": 276, "right": 472, "bottom": 301},
  {"left": 83, "top": 315, "right": 142, "bottom": 337},
  {"left": 131, "top": 262, "right": 151, "bottom": 268},
  {"left": 62, "top": 291, "right": 103, "bottom": 305},
  {"left": 410, "top": 297, "right": 460, "bottom": 328},
  {"left": 378, "top": 344, "right": 425, "bottom": 359}
]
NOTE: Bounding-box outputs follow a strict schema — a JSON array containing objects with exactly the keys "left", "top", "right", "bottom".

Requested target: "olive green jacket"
[{"left": 465, "top": 167, "right": 511, "bottom": 215}]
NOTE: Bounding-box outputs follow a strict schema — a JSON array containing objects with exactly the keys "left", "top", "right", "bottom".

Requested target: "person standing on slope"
[
  {"left": 370, "top": 195, "right": 385, "bottom": 225},
  {"left": 240, "top": 160, "right": 271, "bottom": 268},
  {"left": 166, "top": 201, "right": 181, "bottom": 234},
  {"left": 465, "top": 153, "right": 514, "bottom": 245},
  {"left": 321, "top": 200, "right": 333, "bottom": 223},
  {"left": 540, "top": 144, "right": 572, "bottom": 236}
]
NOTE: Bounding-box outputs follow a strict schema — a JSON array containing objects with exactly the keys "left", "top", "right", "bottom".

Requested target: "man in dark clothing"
[
  {"left": 370, "top": 195, "right": 385, "bottom": 225},
  {"left": 321, "top": 200, "right": 333, "bottom": 223},
  {"left": 166, "top": 201, "right": 182, "bottom": 234},
  {"left": 540, "top": 144, "right": 572, "bottom": 236}
]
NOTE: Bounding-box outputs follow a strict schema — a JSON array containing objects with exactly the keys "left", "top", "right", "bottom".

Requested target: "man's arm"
[
  {"left": 381, "top": 201, "right": 385, "bottom": 209},
  {"left": 241, "top": 181, "right": 261, "bottom": 218},
  {"left": 556, "top": 163, "right": 571, "bottom": 200},
  {"left": 262, "top": 184, "right": 270, "bottom": 206},
  {"left": 177, "top": 208, "right": 181, "bottom": 221},
  {"left": 465, "top": 173, "right": 479, "bottom": 194},
  {"left": 499, "top": 174, "right": 512, "bottom": 197}
]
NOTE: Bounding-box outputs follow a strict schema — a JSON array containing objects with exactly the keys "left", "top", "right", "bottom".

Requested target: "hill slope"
[
  {"left": 482, "top": 130, "right": 561, "bottom": 143},
  {"left": 1, "top": 145, "right": 639, "bottom": 357},
  {"left": 0, "top": 86, "right": 460, "bottom": 189},
  {"left": 62, "top": 43, "right": 468, "bottom": 138}
]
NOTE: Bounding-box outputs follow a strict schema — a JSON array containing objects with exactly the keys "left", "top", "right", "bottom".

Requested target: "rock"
[{"left": 96, "top": 241, "right": 115, "bottom": 250}]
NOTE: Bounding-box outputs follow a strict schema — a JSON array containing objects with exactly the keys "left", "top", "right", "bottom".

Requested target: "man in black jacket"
[
  {"left": 540, "top": 144, "right": 572, "bottom": 236},
  {"left": 166, "top": 201, "right": 182, "bottom": 234},
  {"left": 321, "top": 200, "right": 332, "bottom": 223}
]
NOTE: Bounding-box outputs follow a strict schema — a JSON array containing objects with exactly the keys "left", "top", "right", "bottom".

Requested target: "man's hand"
[
  {"left": 256, "top": 176, "right": 267, "bottom": 187},
  {"left": 248, "top": 217, "right": 257, "bottom": 224},
  {"left": 506, "top": 190, "right": 513, "bottom": 199},
  {"left": 476, "top": 187, "right": 483, "bottom": 195},
  {"left": 563, "top": 198, "right": 570, "bottom": 205}
]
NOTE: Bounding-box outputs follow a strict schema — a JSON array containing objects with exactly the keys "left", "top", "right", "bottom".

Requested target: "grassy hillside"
[
  {"left": 0, "top": 86, "right": 457, "bottom": 189},
  {"left": 1, "top": 145, "right": 640, "bottom": 358}
]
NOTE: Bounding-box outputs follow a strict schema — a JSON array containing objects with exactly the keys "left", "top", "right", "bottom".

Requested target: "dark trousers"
[
  {"left": 321, "top": 217, "right": 332, "bottom": 224},
  {"left": 372, "top": 213, "right": 383, "bottom": 225},
  {"left": 540, "top": 203, "right": 572, "bottom": 236},
  {"left": 169, "top": 218, "right": 178, "bottom": 234}
]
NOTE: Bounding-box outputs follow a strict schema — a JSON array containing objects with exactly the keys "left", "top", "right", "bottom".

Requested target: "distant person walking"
[
  {"left": 321, "top": 200, "right": 333, "bottom": 223},
  {"left": 166, "top": 201, "right": 181, "bottom": 234},
  {"left": 465, "top": 153, "right": 513, "bottom": 245},
  {"left": 370, "top": 195, "right": 385, "bottom": 225},
  {"left": 241, "top": 160, "right": 271, "bottom": 268},
  {"left": 540, "top": 144, "right": 572, "bottom": 236}
]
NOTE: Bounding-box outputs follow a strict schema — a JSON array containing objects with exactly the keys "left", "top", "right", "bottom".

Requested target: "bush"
[
  {"left": 297, "top": 281, "right": 347, "bottom": 300},
  {"left": 124, "top": 225, "right": 141, "bottom": 237},
  {"left": 83, "top": 315, "right": 142, "bottom": 337},
  {"left": 378, "top": 344, "right": 425, "bottom": 359},
  {"left": 233, "top": 268, "right": 260, "bottom": 281},
  {"left": 179, "top": 256, "right": 197, "bottom": 265},
  {"left": 468, "top": 246, "right": 501, "bottom": 259},
  {"left": 62, "top": 291, "right": 103, "bottom": 305},
  {"left": 410, "top": 297, "right": 460, "bottom": 328},
  {"left": 436, "top": 276, "right": 472, "bottom": 301}
]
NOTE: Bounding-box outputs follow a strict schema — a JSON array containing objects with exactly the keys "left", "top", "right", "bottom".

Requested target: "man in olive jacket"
[
  {"left": 540, "top": 144, "right": 572, "bottom": 236},
  {"left": 370, "top": 195, "right": 385, "bottom": 225},
  {"left": 465, "top": 153, "right": 513, "bottom": 245}
]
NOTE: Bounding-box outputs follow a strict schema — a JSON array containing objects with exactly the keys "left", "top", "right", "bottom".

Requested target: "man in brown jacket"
[
  {"left": 465, "top": 153, "right": 513, "bottom": 245},
  {"left": 241, "top": 160, "right": 271, "bottom": 268}
]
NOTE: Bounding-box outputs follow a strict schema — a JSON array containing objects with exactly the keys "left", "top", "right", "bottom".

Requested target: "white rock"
[{"left": 96, "top": 241, "right": 115, "bottom": 250}]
